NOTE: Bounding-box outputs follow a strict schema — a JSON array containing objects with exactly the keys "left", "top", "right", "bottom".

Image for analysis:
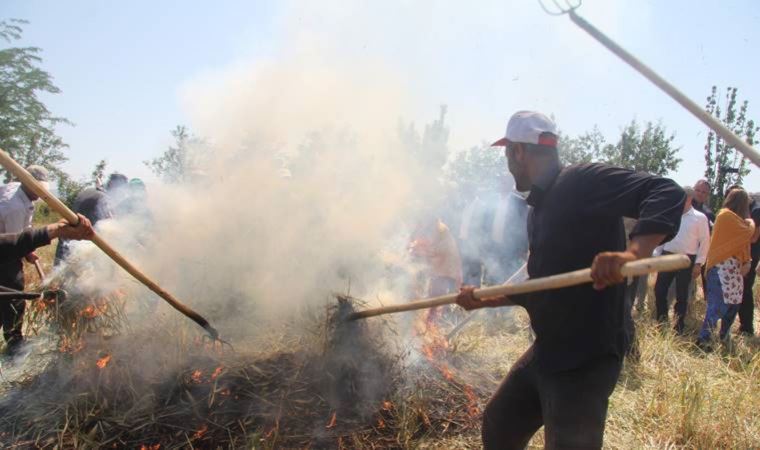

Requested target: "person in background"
[
  {"left": 54, "top": 172, "right": 128, "bottom": 265},
  {"left": 692, "top": 179, "right": 715, "bottom": 224},
  {"left": 653, "top": 186, "right": 710, "bottom": 334},
  {"left": 739, "top": 194, "right": 760, "bottom": 336},
  {"left": 408, "top": 217, "right": 462, "bottom": 298},
  {"left": 0, "top": 165, "right": 51, "bottom": 354},
  {"left": 697, "top": 189, "right": 759, "bottom": 349},
  {"left": 458, "top": 179, "right": 529, "bottom": 331}
]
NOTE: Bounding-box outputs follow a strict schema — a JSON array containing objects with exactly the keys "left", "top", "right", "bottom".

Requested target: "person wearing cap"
[
  {"left": 0, "top": 165, "right": 51, "bottom": 353},
  {"left": 456, "top": 111, "right": 685, "bottom": 449},
  {"left": 652, "top": 186, "right": 710, "bottom": 334}
]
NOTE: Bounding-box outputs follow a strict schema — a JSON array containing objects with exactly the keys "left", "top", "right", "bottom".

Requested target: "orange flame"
[
  {"left": 377, "top": 418, "right": 386, "bottom": 429},
  {"left": 192, "top": 424, "right": 208, "bottom": 440},
  {"left": 210, "top": 365, "right": 223, "bottom": 380},
  {"left": 139, "top": 445, "right": 160, "bottom": 450},
  {"left": 96, "top": 354, "right": 112, "bottom": 369},
  {"left": 326, "top": 411, "right": 337, "bottom": 429},
  {"left": 190, "top": 369, "right": 202, "bottom": 384},
  {"left": 381, "top": 400, "right": 393, "bottom": 411},
  {"left": 417, "top": 308, "right": 480, "bottom": 418}
]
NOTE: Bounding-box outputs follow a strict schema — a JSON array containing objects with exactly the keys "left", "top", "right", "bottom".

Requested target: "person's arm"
[
  {"left": 694, "top": 216, "right": 710, "bottom": 278},
  {"left": 575, "top": 164, "right": 685, "bottom": 290},
  {"left": 0, "top": 214, "right": 94, "bottom": 265},
  {"left": 751, "top": 211, "right": 760, "bottom": 243},
  {"left": 46, "top": 214, "right": 95, "bottom": 241},
  {"left": 0, "top": 228, "right": 51, "bottom": 264}
]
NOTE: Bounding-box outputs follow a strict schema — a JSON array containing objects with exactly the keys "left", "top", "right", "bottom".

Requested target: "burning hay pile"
[{"left": 0, "top": 268, "right": 494, "bottom": 449}]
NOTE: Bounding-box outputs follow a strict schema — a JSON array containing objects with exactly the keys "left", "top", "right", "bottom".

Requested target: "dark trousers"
[
  {"left": 654, "top": 252, "right": 696, "bottom": 333},
  {"left": 0, "top": 263, "right": 26, "bottom": 346},
  {"left": 482, "top": 347, "right": 622, "bottom": 450},
  {"left": 739, "top": 257, "right": 758, "bottom": 334}
]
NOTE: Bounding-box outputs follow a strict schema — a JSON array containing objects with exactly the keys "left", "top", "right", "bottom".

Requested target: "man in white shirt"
[
  {"left": 653, "top": 186, "right": 710, "bottom": 334},
  {"left": 0, "top": 165, "right": 50, "bottom": 353}
]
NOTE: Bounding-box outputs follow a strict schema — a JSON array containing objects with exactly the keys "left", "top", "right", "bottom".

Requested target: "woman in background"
[{"left": 697, "top": 188, "right": 759, "bottom": 348}]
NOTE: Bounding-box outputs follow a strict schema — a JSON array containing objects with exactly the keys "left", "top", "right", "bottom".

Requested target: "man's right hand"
[
  {"left": 455, "top": 285, "right": 512, "bottom": 311},
  {"left": 47, "top": 214, "right": 95, "bottom": 241}
]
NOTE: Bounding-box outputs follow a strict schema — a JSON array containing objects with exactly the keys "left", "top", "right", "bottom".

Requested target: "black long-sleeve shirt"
[
  {"left": 0, "top": 228, "right": 51, "bottom": 266},
  {"left": 513, "top": 163, "right": 685, "bottom": 373}
]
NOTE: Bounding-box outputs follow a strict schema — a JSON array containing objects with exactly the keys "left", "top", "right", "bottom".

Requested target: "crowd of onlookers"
[{"left": 408, "top": 177, "right": 759, "bottom": 348}]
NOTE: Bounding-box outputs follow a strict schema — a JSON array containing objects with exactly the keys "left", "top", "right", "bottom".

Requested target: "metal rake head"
[{"left": 538, "top": 0, "right": 582, "bottom": 16}]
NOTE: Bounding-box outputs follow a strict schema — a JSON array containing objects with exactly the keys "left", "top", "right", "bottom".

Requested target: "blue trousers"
[{"left": 698, "top": 267, "right": 741, "bottom": 342}]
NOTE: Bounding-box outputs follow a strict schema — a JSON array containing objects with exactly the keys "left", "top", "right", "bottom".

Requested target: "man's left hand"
[
  {"left": 25, "top": 252, "right": 39, "bottom": 263},
  {"left": 590, "top": 251, "right": 637, "bottom": 290}
]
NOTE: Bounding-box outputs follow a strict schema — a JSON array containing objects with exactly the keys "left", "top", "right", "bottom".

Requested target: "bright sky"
[{"left": 4, "top": 0, "right": 760, "bottom": 190}]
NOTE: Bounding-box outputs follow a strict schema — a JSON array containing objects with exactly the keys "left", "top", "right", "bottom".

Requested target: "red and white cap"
[{"left": 491, "top": 110, "right": 558, "bottom": 148}]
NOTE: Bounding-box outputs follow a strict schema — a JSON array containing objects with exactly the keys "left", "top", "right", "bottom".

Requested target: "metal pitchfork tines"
[
  {"left": 537, "top": 0, "right": 760, "bottom": 169},
  {"left": 537, "top": 0, "right": 581, "bottom": 16}
]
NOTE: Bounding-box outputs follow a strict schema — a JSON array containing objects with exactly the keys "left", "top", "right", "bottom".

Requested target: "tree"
[
  {"left": 558, "top": 126, "right": 608, "bottom": 166},
  {"left": 602, "top": 120, "right": 681, "bottom": 176},
  {"left": 91, "top": 159, "right": 107, "bottom": 187},
  {"left": 55, "top": 172, "right": 86, "bottom": 208},
  {"left": 55, "top": 159, "right": 108, "bottom": 208},
  {"left": 444, "top": 142, "right": 510, "bottom": 197},
  {"left": 703, "top": 86, "right": 758, "bottom": 209},
  {"left": 144, "top": 125, "right": 202, "bottom": 183},
  {"left": 398, "top": 105, "right": 450, "bottom": 171},
  {"left": 0, "top": 19, "right": 70, "bottom": 181}
]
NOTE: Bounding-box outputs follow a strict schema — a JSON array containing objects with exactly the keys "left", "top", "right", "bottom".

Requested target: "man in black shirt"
[{"left": 456, "top": 111, "right": 684, "bottom": 449}]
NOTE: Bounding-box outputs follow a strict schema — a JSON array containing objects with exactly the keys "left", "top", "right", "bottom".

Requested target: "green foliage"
[
  {"left": 0, "top": 19, "right": 71, "bottom": 181},
  {"left": 558, "top": 126, "right": 608, "bottom": 166},
  {"left": 144, "top": 125, "right": 203, "bottom": 183},
  {"left": 558, "top": 120, "right": 680, "bottom": 176},
  {"left": 602, "top": 120, "right": 681, "bottom": 176},
  {"left": 54, "top": 159, "right": 108, "bottom": 208},
  {"left": 703, "top": 86, "right": 758, "bottom": 210},
  {"left": 55, "top": 172, "right": 86, "bottom": 208},
  {"left": 91, "top": 159, "right": 107, "bottom": 186},
  {"left": 398, "top": 105, "right": 450, "bottom": 171},
  {"left": 444, "top": 142, "right": 509, "bottom": 197}
]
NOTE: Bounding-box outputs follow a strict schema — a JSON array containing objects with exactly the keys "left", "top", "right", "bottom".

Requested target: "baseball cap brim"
[{"left": 491, "top": 137, "right": 509, "bottom": 147}]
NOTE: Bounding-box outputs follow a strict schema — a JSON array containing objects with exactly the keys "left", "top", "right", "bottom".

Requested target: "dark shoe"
[
  {"left": 695, "top": 339, "right": 713, "bottom": 353},
  {"left": 739, "top": 330, "right": 755, "bottom": 338}
]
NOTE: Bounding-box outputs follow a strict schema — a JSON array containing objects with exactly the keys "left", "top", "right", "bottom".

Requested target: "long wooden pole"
[
  {"left": 347, "top": 254, "right": 689, "bottom": 321},
  {"left": 0, "top": 149, "right": 219, "bottom": 339},
  {"left": 567, "top": 9, "right": 760, "bottom": 169}
]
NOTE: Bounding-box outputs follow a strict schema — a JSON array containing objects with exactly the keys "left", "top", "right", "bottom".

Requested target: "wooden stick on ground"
[
  {"left": 0, "top": 149, "right": 220, "bottom": 339},
  {"left": 347, "top": 254, "right": 690, "bottom": 321}
]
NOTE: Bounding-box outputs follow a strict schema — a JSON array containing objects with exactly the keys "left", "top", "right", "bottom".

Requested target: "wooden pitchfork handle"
[
  {"left": 0, "top": 149, "right": 220, "bottom": 340},
  {"left": 347, "top": 254, "right": 690, "bottom": 321}
]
